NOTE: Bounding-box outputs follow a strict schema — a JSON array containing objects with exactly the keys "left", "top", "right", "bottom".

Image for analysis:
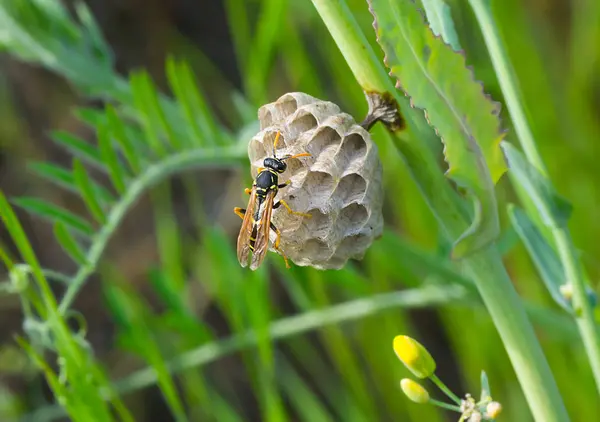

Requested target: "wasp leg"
[
  {"left": 278, "top": 180, "right": 291, "bottom": 189},
  {"left": 273, "top": 199, "right": 311, "bottom": 218},
  {"left": 244, "top": 188, "right": 252, "bottom": 195},
  {"left": 234, "top": 207, "right": 246, "bottom": 219},
  {"left": 269, "top": 221, "right": 290, "bottom": 269}
]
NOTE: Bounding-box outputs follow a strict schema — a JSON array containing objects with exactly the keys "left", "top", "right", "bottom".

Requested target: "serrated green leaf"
[
  {"left": 97, "top": 124, "right": 126, "bottom": 193},
  {"left": 105, "top": 105, "right": 141, "bottom": 174},
  {"left": 51, "top": 131, "right": 105, "bottom": 169},
  {"left": 480, "top": 370, "right": 491, "bottom": 401},
  {"left": 369, "top": 0, "right": 505, "bottom": 258},
  {"left": 73, "top": 159, "right": 106, "bottom": 224},
  {"left": 12, "top": 197, "right": 93, "bottom": 235},
  {"left": 54, "top": 222, "right": 88, "bottom": 266},
  {"left": 503, "top": 142, "right": 572, "bottom": 227},
  {"left": 369, "top": 0, "right": 506, "bottom": 182},
  {"left": 422, "top": 0, "right": 461, "bottom": 51},
  {"left": 508, "top": 205, "right": 573, "bottom": 313},
  {"left": 28, "top": 161, "right": 114, "bottom": 203}
]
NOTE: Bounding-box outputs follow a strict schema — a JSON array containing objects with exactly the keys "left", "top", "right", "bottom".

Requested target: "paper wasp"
[{"left": 234, "top": 131, "right": 311, "bottom": 270}]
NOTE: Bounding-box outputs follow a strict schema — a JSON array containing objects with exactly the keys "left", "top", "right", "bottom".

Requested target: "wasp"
[{"left": 234, "top": 131, "right": 311, "bottom": 270}]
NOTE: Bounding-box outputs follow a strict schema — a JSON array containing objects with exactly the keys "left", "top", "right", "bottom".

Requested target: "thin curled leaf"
[
  {"left": 12, "top": 197, "right": 93, "bottom": 236},
  {"left": 105, "top": 105, "right": 140, "bottom": 174},
  {"left": 98, "top": 125, "right": 126, "bottom": 194},
  {"left": 73, "top": 159, "right": 106, "bottom": 224},
  {"left": 51, "top": 131, "right": 105, "bottom": 170},
  {"left": 369, "top": 0, "right": 506, "bottom": 257},
  {"left": 54, "top": 222, "right": 88, "bottom": 266},
  {"left": 29, "top": 162, "right": 113, "bottom": 202}
]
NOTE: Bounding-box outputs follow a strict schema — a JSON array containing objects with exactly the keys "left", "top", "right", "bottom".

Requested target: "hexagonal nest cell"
[{"left": 247, "top": 92, "right": 384, "bottom": 270}]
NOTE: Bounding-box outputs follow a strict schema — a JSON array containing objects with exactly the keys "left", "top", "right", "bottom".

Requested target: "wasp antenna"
[
  {"left": 273, "top": 131, "right": 282, "bottom": 157},
  {"left": 282, "top": 152, "right": 311, "bottom": 161}
]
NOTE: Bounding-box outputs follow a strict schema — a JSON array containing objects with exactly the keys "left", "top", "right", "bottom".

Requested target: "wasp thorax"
[{"left": 248, "top": 92, "right": 384, "bottom": 270}]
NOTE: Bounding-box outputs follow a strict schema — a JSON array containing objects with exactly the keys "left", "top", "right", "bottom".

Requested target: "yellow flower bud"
[
  {"left": 486, "top": 401, "right": 502, "bottom": 419},
  {"left": 400, "top": 378, "right": 430, "bottom": 404},
  {"left": 393, "top": 335, "right": 436, "bottom": 378}
]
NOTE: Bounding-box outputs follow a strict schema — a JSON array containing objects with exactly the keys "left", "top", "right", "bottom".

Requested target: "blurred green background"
[{"left": 0, "top": 0, "right": 599, "bottom": 421}]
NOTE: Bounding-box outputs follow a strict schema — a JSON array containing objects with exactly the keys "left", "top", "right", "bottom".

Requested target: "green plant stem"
[
  {"left": 429, "top": 374, "right": 461, "bottom": 405},
  {"left": 429, "top": 399, "right": 461, "bottom": 412},
  {"left": 311, "top": 1, "right": 568, "bottom": 420},
  {"left": 57, "top": 147, "right": 245, "bottom": 314},
  {"left": 468, "top": 0, "right": 600, "bottom": 395},
  {"left": 29, "top": 285, "right": 468, "bottom": 421}
]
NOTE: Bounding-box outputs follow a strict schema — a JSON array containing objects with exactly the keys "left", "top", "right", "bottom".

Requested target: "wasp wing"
[
  {"left": 237, "top": 187, "right": 258, "bottom": 267},
  {"left": 250, "top": 189, "right": 275, "bottom": 270}
]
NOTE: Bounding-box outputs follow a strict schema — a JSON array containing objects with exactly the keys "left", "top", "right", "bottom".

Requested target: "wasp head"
[{"left": 264, "top": 157, "right": 287, "bottom": 173}]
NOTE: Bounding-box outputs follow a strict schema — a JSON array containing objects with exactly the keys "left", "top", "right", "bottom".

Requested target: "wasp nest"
[{"left": 248, "top": 92, "right": 384, "bottom": 270}]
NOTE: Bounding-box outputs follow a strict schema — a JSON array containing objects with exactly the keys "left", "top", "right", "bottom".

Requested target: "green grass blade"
[
  {"left": 97, "top": 124, "right": 127, "bottom": 194},
  {"left": 51, "top": 131, "right": 105, "bottom": 170},
  {"left": 102, "top": 275, "right": 188, "bottom": 421},
  {"left": 245, "top": 0, "right": 289, "bottom": 105},
  {"left": 12, "top": 197, "right": 93, "bottom": 236},
  {"left": 53, "top": 222, "right": 88, "bottom": 266},
  {"left": 278, "top": 357, "right": 334, "bottom": 422},
  {"left": 369, "top": 0, "right": 506, "bottom": 257},
  {"left": 73, "top": 158, "right": 106, "bottom": 224}
]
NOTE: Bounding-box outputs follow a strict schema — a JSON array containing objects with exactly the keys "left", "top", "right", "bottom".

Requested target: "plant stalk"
[{"left": 311, "top": 0, "right": 569, "bottom": 420}]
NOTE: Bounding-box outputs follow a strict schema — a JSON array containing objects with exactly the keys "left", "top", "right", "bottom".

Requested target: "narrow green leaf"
[
  {"left": 0, "top": 192, "right": 57, "bottom": 310},
  {"left": 369, "top": 0, "right": 506, "bottom": 257},
  {"left": 105, "top": 104, "right": 141, "bottom": 173},
  {"left": 12, "top": 197, "right": 93, "bottom": 235},
  {"left": 51, "top": 131, "right": 105, "bottom": 169},
  {"left": 422, "top": 0, "right": 461, "bottom": 51},
  {"left": 97, "top": 124, "right": 126, "bottom": 193},
  {"left": 54, "top": 222, "right": 88, "bottom": 266},
  {"left": 136, "top": 69, "right": 183, "bottom": 150},
  {"left": 29, "top": 161, "right": 113, "bottom": 202},
  {"left": 508, "top": 205, "right": 572, "bottom": 313},
  {"left": 165, "top": 57, "right": 208, "bottom": 147},
  {"left": 130, "top": 71, "right": 168, "bottom": 156},
  {"left": 480, "top": 370, "right": 491, "bottom": 401},
  {"left": 503, "top": 142, "right": 572, "bottom": 227},
  {"left": 73, "top": 159, "right": 106, "bottom": 224}
]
